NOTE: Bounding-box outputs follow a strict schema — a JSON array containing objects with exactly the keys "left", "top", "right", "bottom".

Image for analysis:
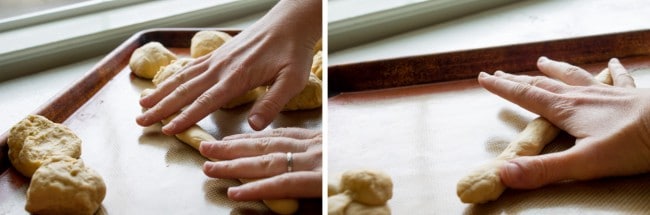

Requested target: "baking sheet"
[
  {"left": 0, "top": 28, "right": 322, "bottom": 214},
  {"left": 328, "top": 31, "right": 650, "bottom": 214}
]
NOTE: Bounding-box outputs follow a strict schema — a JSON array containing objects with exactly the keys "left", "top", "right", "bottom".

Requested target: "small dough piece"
[
  {"left": 190, "top": 30, "right": 232, "bottom": 58},
  {"left": 9, "top": 115, "right": 81, "bottom": 178},
  {"left": 282, "top": 73, "right": 322, "bottom": 111},
  {"left": 222, "top": 87, "right": 266, "bottom": 109},
  {"left": 311, "top": 51, "right": 322, "bottom": 80},
  {"left": 340, "top": 169, "right": 393, "bottom": 206},
  {"left": 328, "top": 181, "right": 340, "bottom": 196},
  {"left": 152, "top": 58, "right": 194, "bottom": 86},
  {"left": 129, "top": 42, "right": 177, "bottom": 79},
  {"left": 26, "top": 157, "right": 106, "bottom": 215},
  {"left": 345, "top": 202, "right": 391, "bottom": 215},
  {"left": 328, "top": 192, "right": 353, "bottom": 215}
]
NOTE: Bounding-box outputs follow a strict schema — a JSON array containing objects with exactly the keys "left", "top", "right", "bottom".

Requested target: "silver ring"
[{"left": 286, "top": 152, "right": 293, "bottom": 173}]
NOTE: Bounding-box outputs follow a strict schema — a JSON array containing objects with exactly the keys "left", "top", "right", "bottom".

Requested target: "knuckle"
[
  {"left": 551, "top": 98, "right": 576, "bottom": 119},
  {"left": 530, "top": 76, "right": 546, "bottom": 87},
  {"left": 172, "top": 72, "right": 187, "bottom": 85},
  {"left": 271, "top": 128, "right": 285, "bottom": 137},
  {"left": 258, "top": 154, "right": 275, "bottom": 169},
  {"left": 307, "top": 150, "right": 322, "bottom": 170},
  {"left": 257, "top": 98, "right": 285, "bottom": 114},
  {"left": 255, "top": 138, "right": 271, "bottom": 153},
  {"left": 174, "top": 84, "right": 190, "bottom": 97},
  {"left": 310, "top": 136, "right": 322, "bottom": 146},
  {"left": 511, "top": 83, "right": 532, "bottom": 98},
  {"left": 564, "top": 66, "right": 580, "bottom": 76},
  {"left": 195, "top": 94, "right": 217, "bottom": 108}
]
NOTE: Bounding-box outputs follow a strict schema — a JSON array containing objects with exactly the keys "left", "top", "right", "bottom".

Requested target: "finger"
[
  {"left": 537, "top": 56, "right": 598, "bottom": 86},
  {"left": 202, "top": 151, "right": 319, "bottom": 179},
  {"left": 199, "top": 137, "right": 312, "bottom": 160},
  {"left": 139, "top": 54, "right": 210, "bottom": 108},
  {"left": 247, "top": 72, "right": 308, "bottom": 131},
  {"left": 223, "top": 127, "right": 321, "bottom": 141},
  {"left": 137, "top": 71, "right": 217, "bottom": 128},
  {"left": 493, "top": 71, "right": 566, "bottom": 93},
  {"left": 228, "top": 171, "right": 322, "bottom": 200},
  {"left": 478, "top": 72, "right": 560, "bottom": 117},
  {"left": 499, "top": 149, "right": 584, "bottom": 189},
  {"left": 161, "top": 80, "right": 245, "bottom": 135},
  {"left": 608, "top": 58, "right": 636, "bottom": 88},
  {"left": 136, "top": 62, "right": 209, "bottom": 127}
]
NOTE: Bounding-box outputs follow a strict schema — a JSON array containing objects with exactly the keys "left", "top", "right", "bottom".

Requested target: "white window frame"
[
  {"left": 0, "top": 0, "right": 277, "bottom": 81},
  {"left": 328, "top": 0, "right": 520, "bottom": 52},
  {"left": 0, "top": 0, "right": 149, "bottom": 32}
]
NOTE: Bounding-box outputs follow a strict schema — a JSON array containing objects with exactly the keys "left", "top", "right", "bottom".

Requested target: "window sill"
[
  {"left": 328, "top": 0, "right": 519, "bottom": 52},
  {"left": 0, "top": 0, "right": 276, "bottom": 81}
]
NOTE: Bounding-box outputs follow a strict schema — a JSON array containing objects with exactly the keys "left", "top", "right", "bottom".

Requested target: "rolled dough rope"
[
  {"left": 456, "top": 68, "right": 613, "bottom": 203},
  {"left": 141, "top": 90, "right": 299, "bottom": 214}
]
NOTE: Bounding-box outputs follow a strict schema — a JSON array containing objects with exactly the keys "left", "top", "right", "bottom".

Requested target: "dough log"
[{"left": 456, "top": 68, "right": 614, "bottom": 203}]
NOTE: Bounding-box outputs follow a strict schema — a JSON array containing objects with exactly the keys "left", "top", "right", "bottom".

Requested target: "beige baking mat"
[{"left": 328, "top": 60, "right": 650, "bottom": 214}]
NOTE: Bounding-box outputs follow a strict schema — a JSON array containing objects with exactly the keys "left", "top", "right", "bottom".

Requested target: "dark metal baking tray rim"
[{"left": 328, "top": 28, "right": 650, "bottom": 96}]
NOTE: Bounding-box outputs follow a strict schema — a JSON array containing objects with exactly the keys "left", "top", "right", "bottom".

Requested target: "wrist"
[{"left": 260, "top": 0, "right": 322, "bottom": 45}]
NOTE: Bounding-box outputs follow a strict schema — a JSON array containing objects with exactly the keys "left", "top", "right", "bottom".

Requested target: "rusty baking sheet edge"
[{"left": 329, "top": 28, "right": 650, "bottom": 96}]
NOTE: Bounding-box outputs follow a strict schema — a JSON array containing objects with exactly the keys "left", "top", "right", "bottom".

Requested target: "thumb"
[
  {"left": 500, "top": 150, "right": 582, "bottom": 189},
  {"left": 248, "top": 71, "right": 308, "bottom": 131}
]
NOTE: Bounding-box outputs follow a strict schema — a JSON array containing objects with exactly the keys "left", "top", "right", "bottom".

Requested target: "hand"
[
  {"left": 136, "top": 0, "right": 322, "bottom": 134},
  {"left": 478, "top": 56, "right": 650, "bottom": 189},
  {"left": 199, "top": 127, "right": 322, "bottom": 201}
]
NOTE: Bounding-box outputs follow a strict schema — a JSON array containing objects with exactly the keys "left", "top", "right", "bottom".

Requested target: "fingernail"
[
  {"left": 538, "top": 56, "right": 548, "bottom": 63},
  {"left": 610, "top": 58, "right": 620, "bottom": 64},
  {"left": 248, "top": 114, "right": 266, "bottom": 130},
  {"left": 136, "top": 114, "right": 148, "bottom": 125},
  {"left": 203, "top": 162, "right": 214, "bottom": 172},
  {"left": 162, "top": 122, "right": 176, "bottom": 135},
  {"left": 478, "top": 72, "right": 489, "bottom": 78},
  {"left": 227, "top": 187, "right": 241, "bottom": 199},
  {"left": 494, "top": 70, "right": 505, "bottom": 76}
]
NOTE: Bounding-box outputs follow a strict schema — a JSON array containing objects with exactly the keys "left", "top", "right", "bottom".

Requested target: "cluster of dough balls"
[
  {"left": 8, "top": 115, "right": 106, "bottom": 215},
  {"left": 328, "top": 169, "right": 393, "bottom": 215},
  {"left": 130, "top": 30, "right": 323, "bottom": 111}
]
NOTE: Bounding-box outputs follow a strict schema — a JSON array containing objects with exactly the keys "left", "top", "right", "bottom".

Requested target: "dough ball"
[
  {"left": 328, "top": 192, "right": 352, "bottom": 215},
  {"left": 26, "top": 157, "right": 106, "bottom": 215},
  {"left": 282, "top": 73, "right": 322, "bottom": 111},
  {"left": 129, "top": 42, "right": 177, "bottom": 79},
  {"left": 8, "top": 115, "right": 53, "bottom": 173},
  {"left": 311, "top": 51, "right": 322, "bottom": 80},
  {"left": 9, "top": 115, "right": 81, "bottom": 178},
  {"left": 190, "top": 30, "right": 232, "bottom": 58},
  {"left": 152, "top": 58, "right": 194, "bottom": 86},
  {"left": 340, "top": 169, "right": 393, "bottom": 206},
  {"left": 345, "top": 202, "right": 391, "bottom": 215},
  {"left": 222, "top": 87, "right": 266, "bottom": 109}
]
